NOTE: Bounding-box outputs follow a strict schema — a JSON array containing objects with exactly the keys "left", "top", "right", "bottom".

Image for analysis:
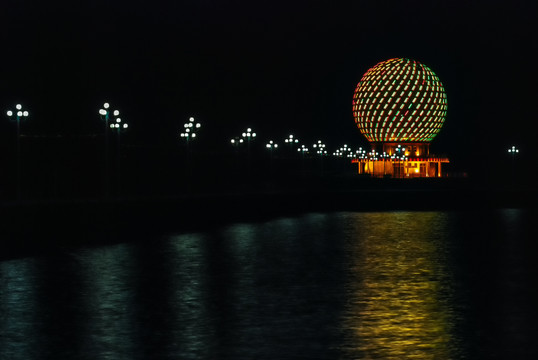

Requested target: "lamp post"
[
  {"left": 297, "top": 144, "right": 309, "bottom": 176},
  {"left": 180, "top": 117, "right": 201, "bottom": 182},
  {"left": 242, "top": 128, "right": 256, "bottom": 150},
  {"left": 297, "top": 144, "right": 309, "bottom": 155},
  {"left": 313, "top": 140, "right": 327, "bottom": 156},
  {"left": 180, "top": 117, "right": 201, "bottom": 147},
  {"left": 284, "top": 134, "right": 299, "bottom": 154},
  {"left": 230, "top": 137, "right": 244, "bottom": 175},
  {"left": 395, "top": 145, "right": 406, "bottom": 178},
  {"left": 266, "top": 140, "right": 278, "bottom": 176},
  {"left": 241, "top": 128, "right": 256, "bottom": 165},
  {"left": 313, "top": 140, "right": 327, "bottom": 175},
  {"left": 109, "top": 116, "right": 128, "bottom": 196},
  {"left": 230, "top": 137, "right": 244, "bottom": 147},
  {"left": 508, "top": 145, "right": 519, "bottom": 184},
  {"left": 6, "top": 104, "right": 29, "bottom": 200},
  {"left": 99, "top": 103, "right": 120, "bottom": 197},
  {"left": 381, "top": 152, "right": 389, "bottom": 176},
  {"left": 266, "top": 140, "right": 278, "bottom": 159}
]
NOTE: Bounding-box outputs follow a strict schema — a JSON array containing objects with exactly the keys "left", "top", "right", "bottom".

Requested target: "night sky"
[{"left": 1, "top": 0, "right": 537, "bottom": 175}]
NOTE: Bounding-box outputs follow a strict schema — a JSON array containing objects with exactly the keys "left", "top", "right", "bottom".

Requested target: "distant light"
[
  {"left": 191, "top": 133, "right": 196, "bottom": 138},
  {"left": 252, "top": 133, "right": 256, "bottom": 137},
  {"left": 110, "top": 124, "right": 114, "bottom": 128},
  {"left": 239, "top": 139, "right": 244, "bottom": 143},
  {"left": 196, "top": 123, "right": 201, "bottom": 128},
  {"left": 181, "top": 133, "right": 185, "bottom": 137},
  {"left": 104, "top": 103, "right": 110, "bottom": 109},
  {"left": 23, "top": 111, "right": 28, "bottom": 116},
  {"left": 247, "top": 128, "right": 251, "bottom": 132},
  {"left": 242, "top": 132, "right": 246, "bottom": 137},
  {"left": 7, "top": 110, "right": 12, "bottom": 116},
  {"left": 116, "top": 118, "right": 121, "bottom": 122},
  {"left": 188, "top": 123, "right": 193, "bottom": 128},
  {"left": 123, "top": 124, "right": 128, "bottom": 129},
  {"left": 115, "top": 124, "right": 119, "bottom": 128},
  {"left": 99, "top": 109, "right": 107, "bottom": 115},
  {"left": 113, "top": 110, "right": 120, "bottom": 116},
  {"left": 16, "top": 104, "right": 22, "bottom": 110},
  {"left": 17, "top": 111, "right": 22, "bottom": 116}
]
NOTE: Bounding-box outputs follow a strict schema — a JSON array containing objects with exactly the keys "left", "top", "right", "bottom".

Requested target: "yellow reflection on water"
[{"left": 341, "top": 212, "right": 456, "bottom": 359}]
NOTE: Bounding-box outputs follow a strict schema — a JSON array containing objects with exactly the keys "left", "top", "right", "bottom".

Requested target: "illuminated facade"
[{"left": 352, "top": 58, "right": 449, "bottom": 177}]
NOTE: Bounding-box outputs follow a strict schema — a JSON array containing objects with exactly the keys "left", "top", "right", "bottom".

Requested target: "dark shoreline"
[{"left": 1, "top": 179, "right": 536, "bottom": 260}]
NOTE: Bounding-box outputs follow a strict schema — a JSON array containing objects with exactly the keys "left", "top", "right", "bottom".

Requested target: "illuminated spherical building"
[{"left": 352, "top": 58, "right": 449, "bottom": 177}]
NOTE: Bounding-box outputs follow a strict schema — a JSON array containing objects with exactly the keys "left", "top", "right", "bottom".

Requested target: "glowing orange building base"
[{"left": 352, "top": 143, "right": 449, "bottom": 178}]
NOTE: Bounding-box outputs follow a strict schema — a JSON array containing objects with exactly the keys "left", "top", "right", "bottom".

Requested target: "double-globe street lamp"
[{"left": 6, "top": 104, "right": 29, "bottom": 200}]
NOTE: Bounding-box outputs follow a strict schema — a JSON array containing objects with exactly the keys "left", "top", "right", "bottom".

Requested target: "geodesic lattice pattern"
[{"left": 352, "top": 58, "right": 447, "bottom": 143}]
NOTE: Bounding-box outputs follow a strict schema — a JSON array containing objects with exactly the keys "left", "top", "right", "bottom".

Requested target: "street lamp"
[
  {"left": 99, "top": 102, "right": 121, "bottom": 197},
  {"left": 6, "top": 104, "right": 29, "bottom": 200},
  {"left": 109, "top": 116, "right": 129, "bottom": 195},
  {"left": 380, "top": 152, "right": 389, "bottom": 176},
  {"left": 395, "top": 145, "right": 406, "bottom": 178},
  {"left": 312, "top": 140, "right": 327, "bottom": 175},
  {"left": 230, "top": 137, "right": 244, "bottom": 146},
  {"left": 266, "top": 140, "right": 278, "bottom": 175},
  {"left": 508, "top": 145, "right": 519, "bottom": 183},
  {"left": 355, "top": 148, "right": 367, "bottom": 159},
  {"left": 284, "top": 134, "right": 299, "bottom": 152},
  {"left": 266, "top": 140, "right": 278, "bottom": 160},
  {"left": 180, "top": 116, "right": 201, "bottom": 146},
  {"left": 508, "top": 145, "right": 519, "bottom": 155},
  {"left": 99, "top": 102, "right": 121, "bottom": 129},
  {"left": 241, "top": 128, "right": 256, "bottom": 158},
  {"left": 241, "top": 128, "right": 256, "bottom": 142},
  {"left": 266, "top": 140, "right": 278, "bottom": 152},
  {"left": 312, "top": 140, "right": 327, "bottom": 156},
  {"left": 297, "top": 144, "right": 309, "bottom": 154}
]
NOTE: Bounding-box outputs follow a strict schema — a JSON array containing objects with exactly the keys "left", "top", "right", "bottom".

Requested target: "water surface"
[{"left": 1, "top": 210, "right": 537, "bottom": 359}]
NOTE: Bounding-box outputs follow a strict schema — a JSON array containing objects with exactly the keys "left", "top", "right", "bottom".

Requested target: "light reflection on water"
[
  {"left": 339, "top": 212, "right": 461, "bottom": 359},
  {"left": 77, "top": 244, "right": 137, "bottom": 359},
  {"left": 0, "top": 258, "right": 39, "bottom": 359},
  {"left": 0, "top": 210, "right": 537, "bottom": 359}
]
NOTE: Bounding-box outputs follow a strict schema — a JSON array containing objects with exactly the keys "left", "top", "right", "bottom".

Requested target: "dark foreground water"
[{"left": 1, "top": 210, "right": 538, "bottom": 359}]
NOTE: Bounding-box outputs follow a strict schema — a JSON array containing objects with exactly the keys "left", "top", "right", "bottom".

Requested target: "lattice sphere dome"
[{"left": 352, "top": 58, "right": 447, "bottom": 143}]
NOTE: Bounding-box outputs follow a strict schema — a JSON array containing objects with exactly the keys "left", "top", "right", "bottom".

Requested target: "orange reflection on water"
[{"left": 341, "top": 212, "right": 458, "bottom": 359}]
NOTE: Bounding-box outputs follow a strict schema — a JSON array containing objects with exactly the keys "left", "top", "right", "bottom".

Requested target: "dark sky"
[{"left": 1, "top": 0, "right": 537, "bottom": 168}]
